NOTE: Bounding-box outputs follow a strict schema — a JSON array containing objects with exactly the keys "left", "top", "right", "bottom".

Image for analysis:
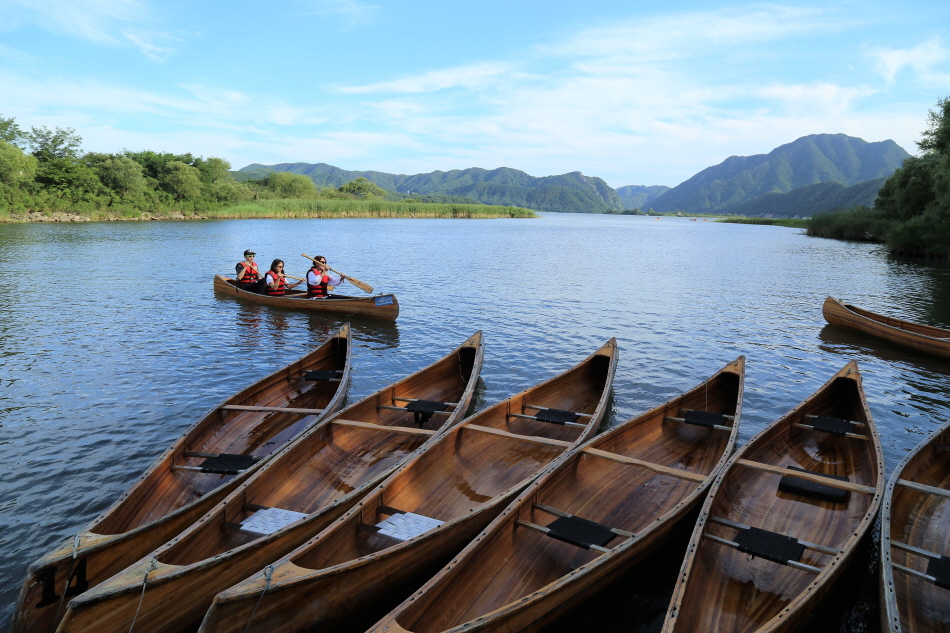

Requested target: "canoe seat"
[
  {"left": 779, "top": 466, "right": 850, "bottom": 503},
  {"left": 891, "top": 541, "right": 950, "bottom": 590},
  {"left": 378, "top": 400, "right": 454, "bottom": 426},
  {"left": 508, "top": 406, "right": 590, "bottom": 428},
  {"left": 929, "top": 556, "right": 950, "bottom": 590},
  {"left": 196, "top": 453, "right": 259, "bottom": 475},
  {"left": 734, "top": 526, "right": 805, "bottom": 566},
  {"left": 360, "top": 505, "right": 444, "bottom": 543},
  {"left": 517, "top": 504, "right": 632, "bottom": 553},
  {"left": 237, "top": 506, "right": 307, "bottom": 538},
  {"left": 303, "top": 370, "right": 343, "bottom": 382},
  {"left": 664, "top": 409, "right": 733, "bottom": 431},
  {"left": 803, "top": 415, "right": 857, "bottom": 436}
]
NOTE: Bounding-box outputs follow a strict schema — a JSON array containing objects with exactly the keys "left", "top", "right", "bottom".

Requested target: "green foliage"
[
  {"left": 161, "top": 161, "right": 203, "bottom": 200},
  {"left": 34, "top": 158, "right": 101, "bottom": 193},
  {"left": 267, "top": 171, "right": 318, "bottom": 198},
  {"left": 339, "top": 177, "right": 386, "bottom": 199},
  {"left": 0, "top": 114, "right": 25, "bottom": 147},
  {"left": 919, "top": 97, "right": 950, "bottom": 155},
  {"left": 28, "top": 126, "right": 83, "bottom": 161},
  {"left": 0, "top": 141, "right": 38, "bottom": 185},
  {"left": 97, "top": 156, "right": 147, "bottom": 197},
  {"left": 207, "top": 198, "right": 536, "bottom": 219}
]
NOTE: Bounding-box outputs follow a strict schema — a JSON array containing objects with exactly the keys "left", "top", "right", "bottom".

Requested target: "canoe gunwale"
[
  {"left": 880, "top": 419, "right": 950, "bottom": 632},
  {"left": 211, "top": 339, "right": 620, "bottom": 606},
  {"left": 371, "top": 356, "right": 744, "bottom": 633},
  {"left": 661, "top": 360, "right": 885, "bottom": 633}
]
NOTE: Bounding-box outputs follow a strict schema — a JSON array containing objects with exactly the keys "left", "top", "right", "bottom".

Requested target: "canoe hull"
[
  {"left": 823, "top": 296, "right": 950, "bottom": 358},
  {"left": 13, "top": 325, "right": 352, "bottom": 633},
  {"left": 214, "top": 275, "right": 399, "bottom": 320}
]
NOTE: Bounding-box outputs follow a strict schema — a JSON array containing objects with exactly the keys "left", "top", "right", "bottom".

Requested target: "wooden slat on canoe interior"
[
  {"left": 533, "top": 503, "right": 635, "bottom": 538},
  {"left": 462, "top": 424, "right": 573, "bottom": 448},
  {"left": 890, "top": 540, "right": 943, "bottom": 560},
  {"left": 708, "top": 516, "right": 840, "bottom": 555},
  {"left": 791, "top": 422, "right": 869, "bottom": 441},
  {"left": 700, "top": 533, "right": 822, "bottom": 574},
  {"left": 514, "top": 520, "right": 613, "bottom": 554},
  {"left": 331, "top": 419, "right": 436, "bottom": 437},
  {"left": 896, "top": 478, "right": 950, "bottom": 499},
  {"left": 735, "top": 459, "right": 876, "bottom": 494},
  {"left": 582, "top": 447, "right": 707, "bottom": 483},
  {"left": 892, "top": 563, "right": 937, "bottom": 582},
  {"left": 377, "top": 406, "right": 453, "bottom": 415},
  {"left": 220, "top": 405, "right": 326, "bottom": 414}
]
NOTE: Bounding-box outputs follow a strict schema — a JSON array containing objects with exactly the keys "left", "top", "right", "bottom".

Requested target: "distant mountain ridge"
[
  {"left": 236, "top": 163, "right": 623, "bottom": 213},
  {"left": 722, "top": 177, "right": 886, "bottom": 218},
  {"left": 615, "top": 185, "right": 671, "bottom": 210},
  {"left": 648, "top": 134, "right": 910, "bottom": 214}
]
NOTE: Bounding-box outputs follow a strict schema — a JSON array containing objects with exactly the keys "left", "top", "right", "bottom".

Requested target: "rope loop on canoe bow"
[
  {"left": 128, "top": 557, "right": 158, "bottom": 633},
  {"left": 242, "top": 564, "right": 274, "bottom": 633}
]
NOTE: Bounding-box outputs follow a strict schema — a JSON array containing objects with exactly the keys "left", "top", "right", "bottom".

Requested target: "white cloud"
[
  {"left": 870, "top": 38, "right": 950, "bottom": 85},
  {"left": 339, "top": 62, "right": 514, "bottom": 94},
  {"left": 293, "top": 0, "right": 379, "bottom": 26}
]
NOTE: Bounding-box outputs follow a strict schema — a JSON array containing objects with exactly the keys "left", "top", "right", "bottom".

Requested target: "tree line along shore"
[{"left": 0, "top": 115, "right": 534, "bottom": 222}]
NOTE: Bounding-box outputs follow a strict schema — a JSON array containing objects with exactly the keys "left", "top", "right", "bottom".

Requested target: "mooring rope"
[
  {"left": 242, "top": 564, "right": 274, "bottom": 633},
  {"left": 128, "top": 557, "right": 158, "bottom": 633},
  {"left": 49, "top": 534, "right": 82, "bottom": 633}
]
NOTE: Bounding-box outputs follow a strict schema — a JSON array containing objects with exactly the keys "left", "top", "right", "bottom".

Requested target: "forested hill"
[
  {"left": 236, "top": 163, "right": 624, "bottom": 213},
  {"left": 615, "top": 185, "right": 671, "bottom": 210},
  {"left": 649, "top": 134, "right": 910, "bottom": 214},
  {"left": 722, "top": 178, "right": 886, "bottom": 218}
]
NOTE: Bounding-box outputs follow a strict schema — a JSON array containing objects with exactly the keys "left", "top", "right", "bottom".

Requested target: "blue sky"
[{"left": 1, "top": 1, "right": 949, "bottom": 187}]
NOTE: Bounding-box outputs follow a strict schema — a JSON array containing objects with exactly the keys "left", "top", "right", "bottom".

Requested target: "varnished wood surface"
[
  {"left": 214, "top": 275, "right": 399, "bottom": 320},
  {"left": 55, "top": 332, "right": 485, "bottom": 633},
  {"left": 662, "top": 361, "right": 885, "bottom": 633},
  {"left": 198, "top": 340, "right": 618, "bottom": 633},
  {"left": 367, "top": 357, "right": 744, "bottom": 633},
  {"left": 880, "top": 420, "right": 950, "bottom": 632},
  {"left": 11, "top": 324, "right": 353, "bottom": 633},
  {"left": 823, "top": 296, "right": 950, "bottom": 358}
]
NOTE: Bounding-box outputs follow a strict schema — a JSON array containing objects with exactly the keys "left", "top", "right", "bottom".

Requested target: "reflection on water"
[{"left": 2, "top": 216, "right": 950, "bottom": 631}]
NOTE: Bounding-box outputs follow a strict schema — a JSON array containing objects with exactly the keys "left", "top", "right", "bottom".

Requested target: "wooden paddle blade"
[{"left": 345, "top": 276, "right": 373, "bottom": 293}]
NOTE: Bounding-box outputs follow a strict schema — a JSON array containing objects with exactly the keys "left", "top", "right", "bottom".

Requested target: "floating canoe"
[
  {"left": 369, "top": 357, "right": 744, "bottom": 633},
  {"left": 57, "top": 332, "right": 484, "bottom": 633},
  {"left": 11, "top": 324, "right": 352, "bottom": 633},
  {"left": 662, "top": 361, "right": 884, "bottom": 633},
  {"left": 880, "top": 420, "right": 950, "bottom": 632},
  {"left": 200, "top": 339, "right": 619, "bottom": 633},
  {"left": 214, "top": 275, "right": 399, "bottom": 321},
  {"left": 822, "top": 296, "right": 950, "bottom": 358}
]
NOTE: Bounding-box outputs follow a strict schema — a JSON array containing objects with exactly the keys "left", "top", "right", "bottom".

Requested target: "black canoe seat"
[
  {"left": 198, "top": 453, "right": 259, "bottom": 474},
  {"left": 809, "top": 416, "right": 856, "bottom": 436},
  {"left": 890, "top": 540, "right": 950, "bottom": 590},
  {"left": 303, "top": 370, "right": 343, "bottom": 382},
  {"left": 517, "top": 504, "right": 633, "bottom": 553},
  {"left": 929, "top": 555, "right": 950, "bottom": 590},
  {"left": 734, "top": 525, "right": 806, "bottom": 566},
  {"left": 665, "top": 409, "right": 733, "bottom": 431},
  {"left": 508, "top": 405, "right": 591, "bottom": 428},
  {"left": 779, "top": 466, "right": 850, "bottom": 503},
  {"left": 405, "top": 400, "right": 449, "bottom": 426}
]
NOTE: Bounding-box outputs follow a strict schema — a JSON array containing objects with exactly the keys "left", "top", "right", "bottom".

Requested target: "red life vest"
[
  {"left": 307, "top": 267, "right": 330, "bottom": 298},
  {"left": 237, "top": 261, "right": 260, "bottom": 287},
  {"left": 265, "top": 271, "right": 287, "bottom": 296}
]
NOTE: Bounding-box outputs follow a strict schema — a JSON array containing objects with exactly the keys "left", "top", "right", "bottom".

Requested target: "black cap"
[{"left": 244, "top": 249, "right": 255, "bottom": 256}]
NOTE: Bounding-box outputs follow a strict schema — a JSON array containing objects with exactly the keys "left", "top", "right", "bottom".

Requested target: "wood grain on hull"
[
  {"left": 662, "top": 361, "right": 884, "bottom": 633},
  {"left": 56, "top": 332, "right": 484, "bottom": 633},
  {"left": 368, "top": 357, "right": 745, "bottom": 633},
  {"left": 214, "top": 275, "right": 399, "bottom": 320},
  {"left": 822, "top": 296, "right": 950, "bottom": 358},
  {"left": 881, "top": 420, "right": 950, "bottom": 632},
  {"left": 12, "top": 324, "right": 353, "bottom": 633},
  {"left": 199, "top": 340, "right": 619, "bottom": 633}
]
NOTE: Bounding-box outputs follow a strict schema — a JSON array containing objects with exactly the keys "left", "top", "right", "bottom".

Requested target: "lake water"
[{"left": 2, "top": 213, "right": 949, "bottom": 632}]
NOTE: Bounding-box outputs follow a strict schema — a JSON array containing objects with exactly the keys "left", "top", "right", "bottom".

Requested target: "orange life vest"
[
  {"left": 307, "top": 267, "right": 330, "bottom": 298},
  {"left": 265, "top": 271, "right": 286, "bottom": 296},
  {"left": 237, "top": 261, "right": 260, "bottom": 287}
]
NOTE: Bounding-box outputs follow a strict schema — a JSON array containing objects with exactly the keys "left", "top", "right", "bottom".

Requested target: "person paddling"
[
  {"left": 264, "top": 259, "right": 301, "bottom": 296},
  {"left": 306, "top": 255, "right": 345, "bottom": 299},
  {"left": 236, "top": 250, "right": 262, "bottom": 292}
]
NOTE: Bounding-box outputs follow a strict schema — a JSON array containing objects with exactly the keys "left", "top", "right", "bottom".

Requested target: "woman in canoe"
[
  {"left": 306, "top": 255, "right": 345, "bottom": 299},
  {"left": 264, "top": 259, "right": 301, "bottom": 296},
  {"left": 235, "top": 249, "right": 262, "bottom": 292}
]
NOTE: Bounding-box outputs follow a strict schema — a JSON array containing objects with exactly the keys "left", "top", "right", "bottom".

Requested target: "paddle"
[{"left": 301, "top": 254, "right": 373, "bottom": 293}]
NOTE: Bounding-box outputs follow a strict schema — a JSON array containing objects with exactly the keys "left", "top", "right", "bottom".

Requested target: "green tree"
[
  {"left": 0, "top": 114, "right": 25, "bottom": 148},
  {"left": 125, "top": 150, "right": 195, "bottom": 180},
  {"left": 28, "top": 126, "right": 83, "bottom": 161},
  {"left": 267, "top": 171, "right": 317, "bottom": 198},
  {"left": 0, "top": 140, "right": 38, "bottom": 185},
  {"left": 34, "top": 158, "right": 101, "bottom": 193},
  {"left": 339, "top": 177, "right": 386, "bottom": 199},
  {"left": 919, "top": 97, "right": 950, "bottom": 156},
  {"left": 194, "top": 156, "right": 231, "bottom": 185},
  {"left": 98, "top": 156, "right": 147, "bottom": 197},
  {"left": 161, "top": 161, "right": 202, "bottom": 200}
]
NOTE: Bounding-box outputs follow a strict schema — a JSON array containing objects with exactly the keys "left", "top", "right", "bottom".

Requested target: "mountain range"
[{"left": 236, "top": 133, "right": 911, "bottom": 217}]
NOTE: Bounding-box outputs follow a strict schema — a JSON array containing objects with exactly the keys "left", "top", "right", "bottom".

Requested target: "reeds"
[{"left": 205, "top": 199, "right": 537, "bottom": 219}]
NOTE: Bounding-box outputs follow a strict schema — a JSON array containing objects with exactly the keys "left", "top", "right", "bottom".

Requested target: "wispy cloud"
[
  {"left": 870, "top": 38, "right": 950, "bottom": 85},
  {"left": 339, "top": 62, "right": 514, "bottom": 94},
  {"left": 293, "top": 0, "right": 379, "bottom": 26}
]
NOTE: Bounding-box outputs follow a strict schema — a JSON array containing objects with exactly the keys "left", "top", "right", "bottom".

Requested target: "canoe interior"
[
  {"left": 154, "top": 338, "right": 481, "bottom": 567},
  {"left": 887, "top": 425, "right": 950, "bottom": 632},
  {"left": 670, "top": 370, "right": 881, "bottom": 633},
  {"left": 842, "top": 301, "right": 950, "bottom": 339},
  {"left": 222, "top": 276, "right": 365, "bottom": 301},
  {"left": 392, "top": 360, "right": 742, "bottom": 633},
  {"left": 93, "top": 333, "right": 350, "bottom": 535}
]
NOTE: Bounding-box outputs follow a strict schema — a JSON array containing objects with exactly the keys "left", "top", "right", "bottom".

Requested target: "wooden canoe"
[
  {"left": 880, "top": 420, "right": 950, "bottom": 632},
  {"left": 662, "top": 360, "right": 884, "bottom": 633},
  {"left": 11, "top": 324, "right": 353, "bottom": 633},
  {"left": 56, "top": 332, "right": 484, "bottom": 633},
  {"left": 368, "top": 356, "right": 745, "bottom": 633},
  {"left": 199, "top": 339, "right": 619, "bottom": 633},
  {"left": 214, "top": 275, "right": 399, "bottom": 321},
  {"left": 822, "top": 296, "right": 950, "bottom": 358}
]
